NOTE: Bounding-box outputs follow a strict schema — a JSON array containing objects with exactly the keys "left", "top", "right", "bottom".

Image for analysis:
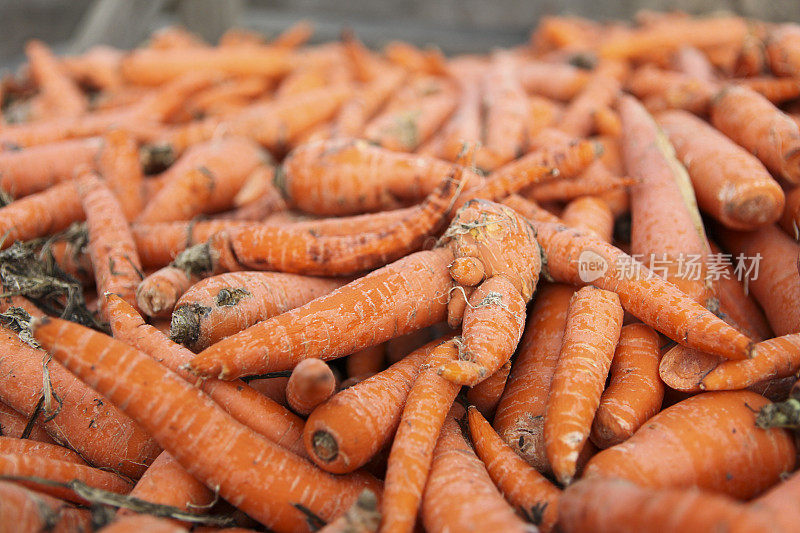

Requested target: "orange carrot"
[
  {"left": 381, "top": 340, "right": 461, "bottom": 533},
  {"left": 657, "top": 110, "right": 784, "bottom": 230},
  {"left": 699, "top": 334, "right": 800, "bottom": 391},
  {"left": 101, "top": 515, "right": 190, "bottom": 532},
  {"left": 304, "top": 341, "right": 434, "bottom": 474},
  {"left": 97, "top": 129, "right": 145, "bottom": 221},
  {"left": 544, "top": 286, "right": 623, "bottom": 485},
  {"left": 592, "top": 105, "right": 621, "bottom": 137},
  {"left": 438, "top": 62, "right": 482, "bottom": 163},
  {"left": 26, "top": 40, "right": 87, "bottom": 119},
  {"left": 766, "top": 23, "right": 800, "bottom": 77},
  {"left": 285, "top": 358, "right": 336, "bottom": 416},
  {"left": 248, "top": 376, "right": 289, "bottom": 406},
  {"left": 711, "top": 85, "right": 800, "bottom": 184},
  {"left": 583, "top": 391, "right": 796, "bottom": 498},
  {"left": 0, "top": 400, "right": 54, "bottom": 443},
  {"left": 466, "top": 360, "right": 511, "bottom": 418},
  {"left": 60, "top": 45, "right": 124, "bottom": 90},
  {"left": 780, "top": 186, "right": 800, "bottom": 239},
  {"left": 0, "top": 182, "right": 84, "bottom": 250},
  {"left": 523, "top": 96, "right": 562, "bottom": 147},
  {"left": 523, "top": 161, "right": 634, "bottom": 203},
  {"left": 751, "top": 466, "right": 800, "bottom": 532},
  {"left": 330, "top": 66, "right": 406, "bottom": 139},
  {"left": 735, "top": 76, "right": 800, "bottom": 105},
  {"left": 518, "top": 61, "right": 589, "bottom": 101},
  {"left": 673, "top": 45, "right": 716, "bottom": 81},
  {"left": 346, "top": 344, "right": 386, "bottom": 379},
  {"left": 0, "top": 480, "right": 92, "bottom": 532},
  {"left": 468, "top": 407, "right": 560, "bottom": 531},
  {"left": 626, "top": 65, "right": 715, "bottom": 114},
  {"left": 384, "top": 42, "right": 446, "bottom": 75},
  {"left": 0, "top": 435, "right": 86, "bottom": 465},
  {"left": 558, "top": 71, "right": 620, "bottom": 137},
  {"left": 316, "top": 489, "right": 381, "bottom": 533},
  {"left": 561, "top": 196, "right": 614, "bottom": 242},
  {"left": 105, "top": 293, "right": 307, "bottom": 457},
  {"left": 480, "top": 52, "right": 528, "bottom": 168},
  {"left": 590, "top": 323, "right": 663, "bottom": 449},
  {"left": 171, "top": 271, "right": 343, "bottom": 351},
  {"left": 270, "top": 20, "right": 315, "bottom": 49}
]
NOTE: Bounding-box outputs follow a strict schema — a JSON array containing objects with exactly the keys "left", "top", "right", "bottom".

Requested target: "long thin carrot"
[
  {"left": 286, "top": 358, "right": 336, "bottom": 416},
  {"left": 590, "top": 323, "right": 663, "bottom": 449},
  {"left": 303, "top": 340, "right": 435, "bottom": 474},
  {"left": 657, "top": 109, "right": 784, "bottom": 230},
  {"left": 0, "top": 181, "right": 84, "bottom": 250},
  {"left": 583, "top": 391, "right": 796, "bottom": 498},
  {"left": 32, "top": 317, "right": 381, "bottom": 533},
  {"left": 468, "top": 407, "right": 560, "bottom": 532},
  {"left": 104, "top": 293, "right": 307, "bottom": 457},
  {"left": 381, "top": 340, "right": 461, "bottom": 533},
  {"left": 711, "top": 85, "right": 800, "bottom": 184},
  {"left": 0, "top": 480, "right": 92, "bottom": 533},
  {"left": 97, "top": 129, "right": 146, "bottom": 221},
  {"left": 438, "top": 61, "right": 482, "bottom": 163},
  {"left": 77, "top": 172, "right": 143, "bottom": 317},
  {"left": 544, "top": 286, "right": 623, "bottom": 485},
  {"left": 699, "top": 334, "right": 800, "bottom": 391},
  {"left": 0, "top": 435, "right": 86, "bottom": 465},
  {"left": 171, "top": 271, "right": 343, "bottom": 351}
]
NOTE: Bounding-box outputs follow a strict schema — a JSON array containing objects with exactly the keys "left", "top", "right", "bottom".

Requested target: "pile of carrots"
[{"left": 3, "top": 9, "right": 800, "bottom": 532}]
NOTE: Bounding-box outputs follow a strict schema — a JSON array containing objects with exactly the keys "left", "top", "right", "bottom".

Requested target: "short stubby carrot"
[
  {"left": 0, "top": 480, "right": 92, "bottom": 533},
  {"left": 700, "top": 334, "right": 800, "bottom": 391},
  {"left": 0, "top": 181, "right": 84, "bottom": 250},
  {"left": 711, "top": 85, "right": 800, "bottom": 184},
  {"left": 657, "top": 109, "right": 784, "bottom": 230},
  {"left": 381, "top": 340, "right": 461, "bottom": 533},
  {"left": 171, "top": 271, "right": 344, "bottom": 351},
  {"left": 583, "top": 391, "right": 796, "bottom": 499},
  {"left": 468, "top": 407, "right": 560, "bottom": 532},
  {"left": 590, "top": 323, "right": 663, "bottom": 449},
  {"left": 286, "top": 358, "right": 336, "bottom": 416},
  {"left": 493, "top": 283, "right": 575, "bottom": 474},
  {"left": 544, "top": 286, "right": 623, "bottom": 485},
  {"left": 97, "top": 129, "right": 146, "bottom": 221},
  {"left": 304, "top": 340, "right": 434, "bottom": 474},
  {"left": 32, "top": 317, "right": 380, "bottom": 533}
]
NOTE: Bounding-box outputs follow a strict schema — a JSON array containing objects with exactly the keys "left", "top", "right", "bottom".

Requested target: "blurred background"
[{"left": 3, "top": 0, "right": 800, "bottom": 65}]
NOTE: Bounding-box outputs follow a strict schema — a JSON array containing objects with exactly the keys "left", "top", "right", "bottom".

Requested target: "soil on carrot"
[{"left": 215, "top": 287, "right": 251, "bottom": 306}]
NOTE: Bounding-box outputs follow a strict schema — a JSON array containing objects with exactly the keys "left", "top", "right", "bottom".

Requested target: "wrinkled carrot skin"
[
  {"left": 171, "top": 271, "right": 344, "bottom": 351},
  {"left": 530, "top": 221, "right": 751, "bottom": 361},
  {"left": 466, "top": 360, "right": 511, "bottom": 418},
  {"left": 584, "top": 391, "right": 796, "bottom": 499},
  {"left": 77, "top": 172, "right": 144, "bottom": 317},
  {"left": 468, "top": 407, "right": 560, "bottom": 532},
  {"left": 561, "top": 196, "right": 614, "bottom": 242},
  {"left": 189, "top": 247, "right": 454, "bottom": 379},
  {"left": 0, "top": 181, "right": 84, "bottom": 250},
  {"left": 421, "top": 413, "right": 531, "bottom": 533},
  {"left": 0, "top": 435, "right": 86, "bottom": 465},
  {"left": 0, "top": 138, "right": 101, "bottom": 197},
  {"left": 0, "top": 453, "right": 131, "bottom": 505},
  {"left": 0, "top": 401, "right": 54, "bottom": 443},
  {"left": 700, "top": 334, "right": 800, "bottom": 391},
  {"left": 544, "top": 286, "right": 623, "bottom": 485},
  {"left": 766, "top": 24, "right": 800, "bottom": 77},
  {"left": 286, "top": 358, "right": 336, "bottom": 416},
  {"left": 105, "top": 294, "right": 307, "bottom": 457},
  {"left": 0, "top": 329, "right": 159, "bottom": 479},
  {"left": 493, "top": 283, "right": 574, "bottom": 473},
  {"left": 33, "top": 317, "right": 380, "bottom": 533},
  {"left": 559, "top": 478, "right": 776, "bottom": 533},
  {"left": 657, "top": 110, "right": 784, "bottom": 230},
  {"left": 590, "top": 323, "right": 663, "bottom": 449},
  {"left": 304, "top": 342, "right": 433, "bottom": 474},
  {"left": 380, "top": 341, "right": 461, "bottom": 533},
  {"left": 716, "top": 224, "right": 800, "bottom": 336},
  {"left": 518, "top": 61, "right": 589, "bottom": 101},
  {"left": 96, "top": 130, "right": 146, "bottom": 221},
  {"left": 711, "top": 85, "right": 800, "bottom": 184},
  {"left": 0, "top": 480, "right": 92, "bottom": 533}
]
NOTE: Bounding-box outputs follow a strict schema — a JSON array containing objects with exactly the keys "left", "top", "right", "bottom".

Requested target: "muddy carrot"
[
  {"left": 468, "top": 407, "right": 560, "bottom": 532},
  {"left": 285, "top": 359, "right": 336, "bottom": 416},
  {"left": 97, "top": 129, "right": 145, "bottom": 221},
  {"left": 466, "top": 361, "right": 511, "bottom": 418},
  {"left": 590, "top": 323, "right": 663, "bottom": 449},
  {"left": 561, "top": 196, "right": 614, "bottom": 242},
  {"left": 518, "top": 61, "right": 589, "bottom": 101},
  {"left": 0, "top": 480, "right": 92, "bottom": 533},
  {"left": 26, "top": 40, "right": 87, "bottom": 119},
  {"left": 171, "top": 271, "right": 343, "bottom": 351},
  {"left": 657, "top": 110, "right": 784, "bottom": 230},
  {"left": 133, "top": 220, "right": 254, "bottom": 268},
  {"left": 0, "top": 182, "right": 84, "bottom": 250},
  {"left": 381, "top": 340, "right": 461, "bottom": 533},
  {"left": 583, "top": 391, "right": 796, "bottom": 498},
  {"left": 33, "top": 317, "right": 380, "bottom": 533}
]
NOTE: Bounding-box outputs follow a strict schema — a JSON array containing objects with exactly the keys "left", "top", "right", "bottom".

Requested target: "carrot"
[
  {"left": 117, "top": 450, "right": 213, "bottom": 519},
  {"left": 384, "top": 42, "right": 446, "bottom": 75},
  {"left": 135, "top": 260, "right": 201, "bottom": 319},
  {"left": 544, "top": 286, "right": 623, "bottom": 485},
  {"left": 589, "top": 323, "right": 663, "bottom": 449},
  {"left": 716, "top": 224, "right": 800, "bottom": 336},
  {"left": 437, "top": 201, "right": 541, "bottom": 386},
  {"left": 0, "top": 326, "right": 160, "bottom": 478},
  {"left": 0, "top": 480, "right": 92, "bottom": 533},
  {"left": 626, "top": 65, "right": 715, "bottom": 114},
  {"left": 480, "top": 52, "right": 528, "bottom": 168},
  {"left": 330, "top": 67, "right": 406, "bottom": 139},
  {"left": 138, "top": 137, "right": 266, "bottom": 223},
  {"left": 735, "top": 76, "right": 800, "bottom": 105},
  {"left": 77, "top": 170, "right": 140, "bottom": 291},
  {"left": 592, "top": 105, "right": 621, "bottom": 137},
  {"left": 100, "top": 515, "right": 189, "bottom": 533},
  {"left": 559, "top": 478, "right": 775, "bottom": 533},
  {"left": 699, "top": 334, "right": 800, "bottom": 391},
  {"left": 558, "top": 71, "right": 620, "bottom": 137},
  {"left": 229, "top": 164, "right": 286, "bottom": 219},
  {"left": 780, "top": 186, "right": 800, "bottom": 239},
  {"left": 529, "top": 221, "right": 753, "bottom": 360},
  {"left": 438, "top": 63, "right": 482, "bottom": 163},
  {"left": 304, "top": 341, "right": 434, "bottom": 474},
  {"left": 171, "top": 271, "right": 343, "bottom": 351},
  {"left": 468, "top": 407, "right": 560, "bottom": 531},
  {"left": 673, "top": 45, "right": 716, "bottom": 80},
  {"left": 33, "top": 316, "right": 381, "bottom": 532},
  {"left": 146, "top": 25, "right": 206, "bottom": 50},
  {"left": 421, "top": 410, "right": 532, "bottom": 533},
  {"left": 0, "top": 181, "right": 84, "bottom": 250},
  {"left": 492, "top": 283, "right": 574, "bottom": 473},
  {"left": 561, "top": 196, "right": 614, "bottom": 242},
  {"left": 501, "top": 194, "right": 561, "bottom": 225},
  {"left": 26, "top": 40, "right": 87, "bottom": 119},
  {"left": 0, "top": 400, "right": 54, "bottom": 443},
  {"left": 751, "top": 467, "right": 800, "bottom": 532},
  {"left": 523, "top": 160, "right": 634, "bottom": 203},
  {"left": 286, "top": 359, "right": 336, "bottom": 416},
  {"left": 270, "top": 20, "right": 314, "bottom": 49},
  {"left": 523, "top": 96, "right": 562, "bottom": 147},
  {"left": 380, "top": 340, "right": 461, "bottom": 533},
  {"left": 96, "top": 129, "right": 145, "bottom": 221},
  {"left": 104, "top": 293, "right": 307, "bottom": 456},
  {"left": 317, "top": 489, "right": 381, "bottom": 533},
  {"left": 133, "top": 220, "right": 253, "bottom": 268},
  {"left": 184, "top": 76, "right": 272, "bottom": 119},
  {"left": 766, "top": 23, "right": 800, "bottom": 77},
  {"left": 518, "top": 61, "right": 589, "bottom": 101},
  {"left": 248, "top": 376, "right": 289, "bottom": 406},
  {"left": 0, "top": 435, "right": 86, "bottom": 465},
  {"left": 346, "top": 344, "right": 386, "bottom": 379},
  {"left": 0, "top": 453, "right": 131, "bottom": 505},
  {"left": 711, "top": 85, "right": 800, "bottom": 184},
  {"left": 61, "top": 45, "right": 124, "bottom": 90},
  {"left": 657, "top": 110, "right": 784, "bottom": 230},
  {"left": 583, "top": 391, "right": 796, "bottom": 498},
  {"left": 465, "top": 360, "right": 511, "bottom": 418},
  {"left": 0, "top": 137, "right": 101, "bottom": 197},
  {"left": 386, "top": 328, "right": 437, "bottom": 365},
  {"left": 188, "top": 245, "right": 454, "bottom": 379}
]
